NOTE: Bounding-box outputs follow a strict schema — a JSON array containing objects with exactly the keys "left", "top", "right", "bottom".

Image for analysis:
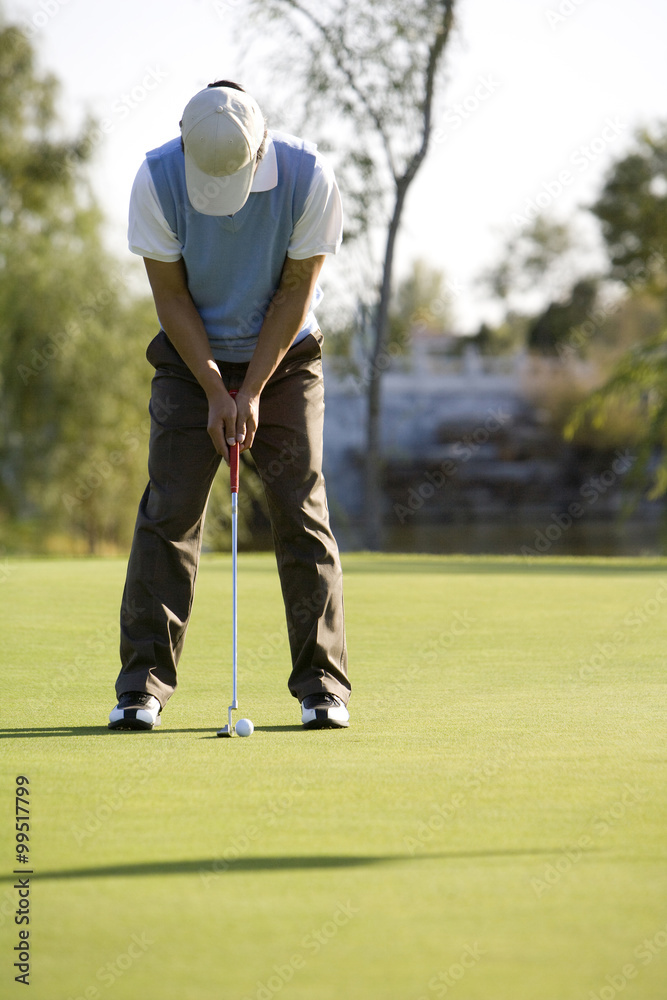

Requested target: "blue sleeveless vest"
[{"left": 146, "top": 131, "right": 320, "bottom": 362}]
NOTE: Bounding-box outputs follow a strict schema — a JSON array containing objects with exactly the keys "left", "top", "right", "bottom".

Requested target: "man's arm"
[
  {"left": 143, "top": 257, "right": 237, "bottom": 460},
  {"left": 144, "top": 253, "right": 325, "bottom": 457},
  {"left": 235, "top": 254, "right": 325, "bottom": 451}
]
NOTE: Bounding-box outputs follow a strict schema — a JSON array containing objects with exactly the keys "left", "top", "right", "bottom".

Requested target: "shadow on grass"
[
  {"left": 200, "top": 725, "right": 304, "bottom": 738},
  {"left": 0, "top": 726, "right": 114, "bottom": 739},
  {"left": 1, "top": 725, "right": 313, "bottom": 738},
  {"left": 253, "top": 725, "right": 304, "bottom": 732},
  {"left": 0, "top": 726, "right": 227, "bottom": 739},
  {"left": 0, "top": 848, "right": 583, "bottom": 882}
]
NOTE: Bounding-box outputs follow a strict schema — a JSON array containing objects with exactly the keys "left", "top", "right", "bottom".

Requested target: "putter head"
[{"left": 217, "top": 704, "right": 237, "bottom": 738}]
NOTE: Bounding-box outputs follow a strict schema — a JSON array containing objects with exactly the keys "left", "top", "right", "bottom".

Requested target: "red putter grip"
[
  {"left": 230, "top": 443, "right": 239, "bottom": 493},
  {"left": 229, "top": 390, "right": 239, "bottom": 494}
]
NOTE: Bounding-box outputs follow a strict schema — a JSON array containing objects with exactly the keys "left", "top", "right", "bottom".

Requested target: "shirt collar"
[{"left": 251, "top": 135, "right": 278, "bottom": 192}]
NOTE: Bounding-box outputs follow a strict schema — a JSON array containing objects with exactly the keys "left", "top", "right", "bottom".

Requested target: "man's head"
[{"left": 180, "top": 81, "right": 266, "bottom": 216}]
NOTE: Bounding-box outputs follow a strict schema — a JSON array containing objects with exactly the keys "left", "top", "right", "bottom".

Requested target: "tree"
[
  {"left": 389, "top": 258, "right": 453, "bottom": 352},
  {"left": 246, "top": 0, "right": 458, "bottom": 548},
  {"left": 0, "top": 13, "right": 276, "bottom": 554},
  {"left": 590, "top": 123, "right": 667, "bottom": 294},
  {"left": 0, "top": 20, "right": 90, "bottom": 521},
  {"left": 566, "top": 125, "right": 667, "bottom": 500},
  {"left": 566, "top": 329, "right": 667, "bottom": 498},
  {"left": 526, "top": 278, "right": 599, "bottom": 355},
  {"left": 0, "top": 18, "right": 154, "bottom": 552},
  {"left": 479, "top": 213, "right": 601, "bottom": 316}
]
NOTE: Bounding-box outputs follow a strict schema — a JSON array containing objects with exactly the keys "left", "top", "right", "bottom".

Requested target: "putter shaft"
[{"left": 218, "top": 396, "right": 240, "bottom": 738}]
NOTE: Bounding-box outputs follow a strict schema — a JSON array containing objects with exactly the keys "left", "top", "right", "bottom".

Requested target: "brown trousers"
[{"left": 116, "top": 330, "right": 350, "bottom": 709}]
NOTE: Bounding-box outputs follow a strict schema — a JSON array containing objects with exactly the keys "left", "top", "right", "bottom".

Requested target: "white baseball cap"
[{"left": 180, "top": 86, "right": 265, "bottom": 216}]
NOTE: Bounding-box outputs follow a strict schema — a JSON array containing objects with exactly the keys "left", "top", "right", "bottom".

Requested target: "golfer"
[{"left": 108, "top": 81, "right": 350, "bottom": 731}]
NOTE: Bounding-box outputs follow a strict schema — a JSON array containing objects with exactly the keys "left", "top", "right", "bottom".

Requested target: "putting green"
[{"left": 1, "top": 554, "right": 666, "bottom": 999}]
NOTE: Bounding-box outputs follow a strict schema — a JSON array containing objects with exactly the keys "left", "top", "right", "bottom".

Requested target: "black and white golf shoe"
[
  {"left": 301, "top": 693, "right": 349, "bottom": 730},
  {"left": 108, "top": 692, "right": 162, "bottom": 731}
]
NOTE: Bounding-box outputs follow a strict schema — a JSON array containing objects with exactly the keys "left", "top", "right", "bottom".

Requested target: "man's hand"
[
  {"left": 206, "top": 385, "right": 239, "bottom": 463},
  {"left": 206, "top": 387, "right": 259, "bottom": 460},
  {"left": 233, "top": 390, "right": 260, "bottom": 453}
]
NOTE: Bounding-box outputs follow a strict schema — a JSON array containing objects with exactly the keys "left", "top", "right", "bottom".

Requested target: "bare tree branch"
[
  {"left": 400, "top": 1, "right": 455, "bottom": 188},
  {"left": 274, "top": 0, "right": 399, "bottom": 177},
  {"left": 245, "top": 0, "right": 459, "bottom": 548}
]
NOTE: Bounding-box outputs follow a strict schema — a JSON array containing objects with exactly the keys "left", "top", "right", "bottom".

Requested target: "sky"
[{"left": 5, "top": 0, "right": 667, "bottom": 332}]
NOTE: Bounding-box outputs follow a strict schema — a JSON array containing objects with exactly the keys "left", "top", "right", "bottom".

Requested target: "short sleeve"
[
  {"left": 287, "top": 151, "right": 343, "bottom": 260},
  {"left": 128, "top": 159, "right": 183, "bottom": 262}
]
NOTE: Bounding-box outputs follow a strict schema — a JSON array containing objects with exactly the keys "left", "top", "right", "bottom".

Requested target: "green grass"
[{"left": 1, "top": 553, "right": 666, "bottom": 1000}]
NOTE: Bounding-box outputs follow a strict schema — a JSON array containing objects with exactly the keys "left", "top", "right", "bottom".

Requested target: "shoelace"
[
  {"left": 120, "top": 692, "right": 155, "bottom": 707},
  {"left": 319, "top": 694, "right": 339, "bottom": 706}
]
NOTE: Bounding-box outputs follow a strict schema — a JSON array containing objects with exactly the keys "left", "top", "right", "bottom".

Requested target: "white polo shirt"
[{"left": 128, "top": 134, "right": 343, "bottom": 263}]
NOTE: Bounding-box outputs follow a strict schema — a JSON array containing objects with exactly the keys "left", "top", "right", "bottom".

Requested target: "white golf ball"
[{"left": 235, "top": 718, "right": 254, "bottom": 738}]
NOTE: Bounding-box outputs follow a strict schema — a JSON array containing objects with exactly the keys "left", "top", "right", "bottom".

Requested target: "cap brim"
[{"left": 184, "top": 150, "right": 255, "bottom": 216}]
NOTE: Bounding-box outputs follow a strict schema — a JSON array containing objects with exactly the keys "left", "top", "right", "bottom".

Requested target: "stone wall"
[{"left": 321, "top": 353, "right": 662, "bottom": 552}]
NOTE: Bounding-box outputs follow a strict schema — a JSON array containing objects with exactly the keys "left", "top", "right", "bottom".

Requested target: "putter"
[{"left": 217, "top": 392, "right": 240, "bottom": 738}]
